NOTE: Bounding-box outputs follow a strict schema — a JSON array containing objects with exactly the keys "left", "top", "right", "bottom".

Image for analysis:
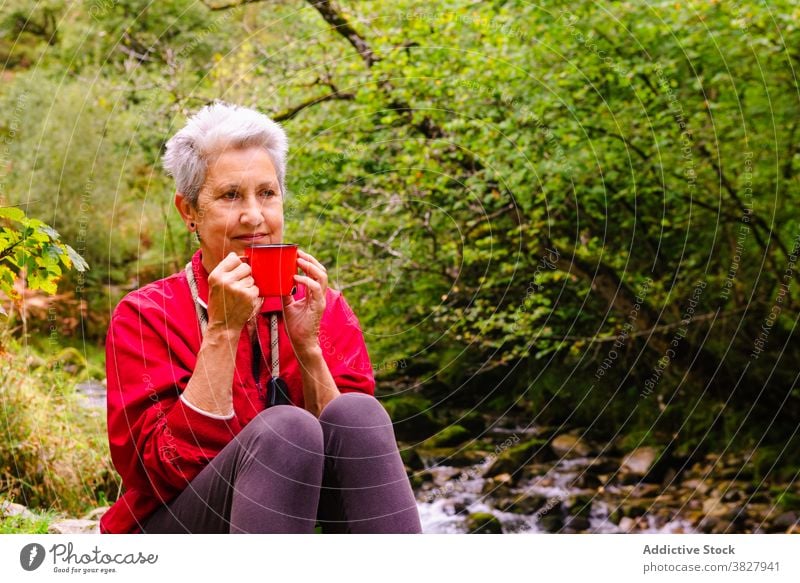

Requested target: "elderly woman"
[{"left": 100, "top": 102, "right": 421, "bottom": 534}]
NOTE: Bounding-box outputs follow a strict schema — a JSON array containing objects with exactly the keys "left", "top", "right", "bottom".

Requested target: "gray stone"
[
  {"left": 537, "top": 512, "right": 564, "bottom": 533},
  {"left": 0, "top": 501, "right": 35, "bottom": 520},
  {"left": 563, "top": 515, "right": 590, "bottom": 532},
  {"left": 48, "top": 519, "right": 99, "bottom": 534},
  {"left": 771, "top": 512, "right": 799, "bottom": 531},
  {"left": 620, "top": 446, "right": 659, "bottom": 478},
  {"left": 81, "top": 507, "right": 110, "bottom": 521},
  {"left": 551, "top": 434, "right": 593, "bottom": 458}
]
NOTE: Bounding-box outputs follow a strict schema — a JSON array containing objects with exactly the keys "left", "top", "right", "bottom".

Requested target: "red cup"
[{"left": 240, "top": 243, "right": 298, "bottom": 297}]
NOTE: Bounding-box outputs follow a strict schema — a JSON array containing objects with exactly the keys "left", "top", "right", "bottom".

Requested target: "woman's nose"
[{"left": 240, "top": 195, "right": 264, "bottom": 225}]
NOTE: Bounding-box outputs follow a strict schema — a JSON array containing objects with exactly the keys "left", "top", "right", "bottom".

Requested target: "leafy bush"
[
  {"left": 0, "top": 331, "right": 119, "bottom": 516},
  {"left": 0, "top": 509, "right": 57, "bottom": 534}
]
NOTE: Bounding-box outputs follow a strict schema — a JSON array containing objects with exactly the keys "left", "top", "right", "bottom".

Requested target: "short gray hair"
[{"left": 163, "top": 101, "right": 289, "bottom": 207}]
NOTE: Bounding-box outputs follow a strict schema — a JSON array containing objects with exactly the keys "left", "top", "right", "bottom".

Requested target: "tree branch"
[
  {"left": 0, "top": 240, "right": 24, "bottom": 261},
  {"left": 272, "top": 89, "right": 355, "bottom": 122},
  {"left": 202, "top": 0, "right": 479, "bottom": 169},
  {"left": 202, "top": 0, "right": 264, "bottom": 10},
  {"left": 698, "top": 142, "right": 793, "bottom": 263},
  {"left": 204, "top": 0, "right": 378, "bottom": 67},
  {"left": 544, "top": 238, "right": 730, "bottom": 390},
  {"left": 307, "top": 0, "right": 379, "bottom": 67},
  {"left": 584, "top": 125, "right": 650, "bottom": 162},
  {"left": 544, "top": 309, "right": 745, "bottom": 344}
]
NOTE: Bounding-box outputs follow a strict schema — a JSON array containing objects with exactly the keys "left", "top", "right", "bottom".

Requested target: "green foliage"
[
  {"left": 0, "top": 205, "right": 87, "bottom": 306},
  {"left": 0, "top": 510, "right": 57, "bottom": 534},
  {"left": 0, "top": 330, "right": 119, "bottom": 515},
  {"left": 0, "top": 0, "right": 798, "bottom": 475},
  {"left": 775, "top": 490, "right": 800, "bottom": 512}
]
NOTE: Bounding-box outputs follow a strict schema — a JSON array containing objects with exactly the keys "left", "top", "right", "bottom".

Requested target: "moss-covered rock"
[
  {"left": 485, "top": 438, "right": 554, "bottom": 478},
  {"left": 776, "top": 491, "right": 800, "bottom": 512},
  {"left": 621, "top": 497, "right": 657, "bottom": 518},
  {"left": 481, "top": 474, "right": 514, "bottom": 499},
  {"left": 408, "top": 469, "right": 433, "bottom": 490},
  {"left": 399, "top": 447, "right": 424, "bottom": 470},
  {"left": 454, "top": 410, "right": 486, "bottom": 438},
  {"left": 421, "top": 424, "right": 471, "bottom": 448},
  {"left": 466, "top": 512, "right": 503, "bottom": 534},
  {"left": 567, "top": 494, "right": 594, "bottom": 519},
  {"left": 381, "top": 394, "right": 440, "bottom": 441},
  {"left": 497, "top": 493, "right": 549, "bottom": 515},
  {"left": 537, "top": 511, "right": 564, "bottom": 533},
  {"left": 416, "top": 446, "right": 487, "bottom": 467}
]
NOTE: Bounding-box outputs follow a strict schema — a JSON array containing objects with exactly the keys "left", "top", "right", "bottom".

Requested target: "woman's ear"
[{"left": 175, "top": 192, "right": 196, "bottom": 225}]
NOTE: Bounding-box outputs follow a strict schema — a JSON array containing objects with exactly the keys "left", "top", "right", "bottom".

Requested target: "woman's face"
[{"left": 177, "top": 146, "right": 284, "bottom": 272}]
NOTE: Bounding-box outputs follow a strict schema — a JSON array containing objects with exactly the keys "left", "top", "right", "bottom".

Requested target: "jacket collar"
[{"left": 191, "top": 249, "right": 287, "bottom": 314}]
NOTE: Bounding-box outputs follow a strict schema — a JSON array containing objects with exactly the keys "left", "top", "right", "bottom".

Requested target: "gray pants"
[{"left": 142, "top": 392, "right": 422, "bottom": 534}]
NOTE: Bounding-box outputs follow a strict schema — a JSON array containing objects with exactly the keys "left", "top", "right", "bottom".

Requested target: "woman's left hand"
[{"left": 282, "top": 249, "right": 328, "bottom": 359}]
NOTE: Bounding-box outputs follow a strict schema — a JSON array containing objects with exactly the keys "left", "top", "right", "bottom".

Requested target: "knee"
[
  {"left": 320, "top": 392, "right": 392, "bottom": 429},
  {"left": 240, "top": 405, "right": 324, "bottom": 457},
  {"left": 320, "top": 394, "right": 402, "bottom": 457}
]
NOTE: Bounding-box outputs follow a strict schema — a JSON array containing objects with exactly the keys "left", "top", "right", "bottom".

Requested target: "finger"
[
  {"left": 226, "top": 262, "right": 253, "bottom": 280},
  {"left": 297, "top": 256, "right": 328, "bottom": 282},
  {"left": 220, "top": 251, "right": 243, "bottom": 269},
  {"left": 240, "top": 285, "right": 260, "bottom": 306},
  {"left": 298, "top": 249, "right": 327, "bottom": 273},
  {"left": 214, "top": 254, "right": 251, "bottom": 279},
  {"left": 293, "top": 274, "right": 324, "bottom": 301}
]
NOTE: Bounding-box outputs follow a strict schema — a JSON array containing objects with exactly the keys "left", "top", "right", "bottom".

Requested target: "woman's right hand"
[{"left": 206, "top": 252, "right": 262, "bottom": 332}]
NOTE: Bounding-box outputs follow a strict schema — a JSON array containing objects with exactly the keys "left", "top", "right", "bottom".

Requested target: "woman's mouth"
[{"left": 235, "top": 233, "right": 269, "bottom": 241}]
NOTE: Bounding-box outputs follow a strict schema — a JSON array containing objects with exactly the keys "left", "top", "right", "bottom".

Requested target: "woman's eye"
[
  {"left": 261, "top": 189, "right": 276, "bottom": 198},
  {"left": 223, "top": 191, "right": 238, "bottom": 199}
]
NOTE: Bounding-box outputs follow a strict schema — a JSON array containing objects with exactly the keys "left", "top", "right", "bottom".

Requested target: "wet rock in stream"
[{"left": 408, "top": 425, "right": 799, "bottom": 534}]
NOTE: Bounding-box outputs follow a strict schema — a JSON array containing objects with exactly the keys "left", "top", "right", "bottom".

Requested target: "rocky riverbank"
[
  {"left": 8, "top": 385, "right": 797, "bottom": 535},
  {"left": 403, "top": 423, "right": 800, "bottom": 534},
  {"left": 1, "top": 501, "right": 107, "bottom": 534}
]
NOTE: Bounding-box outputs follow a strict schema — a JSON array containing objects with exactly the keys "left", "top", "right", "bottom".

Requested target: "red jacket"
[{"left": 101, "top": 249, "right": 376, "bottom": 534}]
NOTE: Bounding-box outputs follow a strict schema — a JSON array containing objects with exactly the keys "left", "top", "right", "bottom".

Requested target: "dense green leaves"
[
  {"left": 1, "top": 0, "right": 798, "bottom": 451},
  {"left": 0, "top": 205, "right": 87, "bottom": 305}
]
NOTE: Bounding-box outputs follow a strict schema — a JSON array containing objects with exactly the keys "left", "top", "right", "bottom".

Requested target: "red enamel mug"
[{"left": 239, "top": 243, "right": 298, "bottom": 297}]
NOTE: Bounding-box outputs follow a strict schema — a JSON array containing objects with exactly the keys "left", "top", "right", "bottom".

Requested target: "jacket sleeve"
[
  {"left": 319, "top": 291, "right": 376, "bottom": 396},
  {"left": 106, "top": 296, "right": 243, "bottom": 503}
]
